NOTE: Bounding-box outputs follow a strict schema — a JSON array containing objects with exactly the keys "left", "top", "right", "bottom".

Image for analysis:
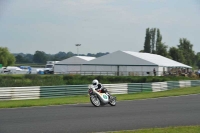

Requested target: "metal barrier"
[
  {"left": 55, "top": 71, "right": 165, "bottom": 76},
  {"left": 0, "top": 86, "right": 40, "bottom": 100},
  {"left": 152, "top": 82, "right": 168, "bottom": 92},
  {"left": 0, "top": 80, "right": 200, "bottom": 100},
  {"left": 54, "top": 71, "right": 195, "bottom": 76},
  {"left": 128, "top": 83, "right": 152, "bottom": 93},
  {"left": 55, "top": 71, "right": 117, "bottom": 76},
  {"left": 103, "top": 83, "right": 128, "bottom": 94},
  {"left": 191, "top": 80, "right": 200, "bottom": 86},
  {"left": 40, "top": 85, "right": 89, "bottom": 98}
]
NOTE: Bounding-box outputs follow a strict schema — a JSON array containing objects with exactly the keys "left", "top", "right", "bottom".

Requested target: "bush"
[{"left": 0, "top": 75, "right": 198, "bottom": 87}]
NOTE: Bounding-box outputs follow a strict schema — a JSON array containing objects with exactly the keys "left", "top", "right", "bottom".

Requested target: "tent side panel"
[
  {"left": 158, "top": 67, "right": 164, "bottom": 76},
  {"left": 54, "top": 65, "right": 68, "bottom": 74},
  {"left": 81, "top": 65, "right": 117, "bottom": 75},
  {"left": 67, "top": 65, "right": 81, "bottom": 72}
]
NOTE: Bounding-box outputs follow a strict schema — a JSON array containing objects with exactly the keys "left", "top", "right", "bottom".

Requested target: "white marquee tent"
[
  {"left": 80, "top": 50, "right": 192, "bottom": 76},
  {"left": 54, "top": 56, "right": 95, "bottom": 74}
]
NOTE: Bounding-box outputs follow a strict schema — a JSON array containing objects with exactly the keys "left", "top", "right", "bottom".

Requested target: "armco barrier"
[
  {"left": 0, "top": 80, "right": 200, "bottom": 100},
  {"left": 191, "top": 80, "right": 200, "bottom": 87},
  {"left": 0, "top": 86, "right": 40, "bottom": 100},
  {"left": 65, "top": 85, "right": 89, "bottom": 96},
  {"left": 40, "top": 85, "right": 89, "bottom": 98},
  {"left": 128, "top": 83, "right": 152, "bottom": 93},
  {"left": 103, "top": 83, "right": 128, "bottom": 94},
  {"left": 179, "top": 80, "right": 191, "bottom": 88},
  {"left": 0, "top": 87, "right": 11, "bottom": 100},
  {"left": 40, "top": 85, "right": 67, "bottom": 98},
  {"left": 166, "top": 81, "right": 180, "bottom": 90},
  {"left": 40, "top": 84, "right": 127, "bottom": 98},
  {"left": 128, "top": 83, "right": 142, "bottom": 93},
  {"left": 152, "top": 82, "right": 168, "bottom": 92}
]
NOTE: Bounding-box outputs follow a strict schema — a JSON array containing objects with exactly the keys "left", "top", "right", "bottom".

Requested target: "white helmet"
[{"left": 92, "top": 79, "right": 99, "bottom": 86}]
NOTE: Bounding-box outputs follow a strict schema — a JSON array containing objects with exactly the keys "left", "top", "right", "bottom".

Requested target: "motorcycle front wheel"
[
  {"left": 90, "top": 95, "right": 101, "bottom": 107},
  {"left": 109, "top": 96, "right": 116, "bottom": 106}
]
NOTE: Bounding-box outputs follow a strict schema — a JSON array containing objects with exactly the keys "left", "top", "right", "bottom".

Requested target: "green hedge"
[{"left": 0, "top": 74, "right": 198, "bottom": 87}]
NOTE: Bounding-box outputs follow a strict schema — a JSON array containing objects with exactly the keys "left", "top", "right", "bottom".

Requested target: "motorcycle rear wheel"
[{"left": 90, "top": 95, "right": 101, "bottom": 107}]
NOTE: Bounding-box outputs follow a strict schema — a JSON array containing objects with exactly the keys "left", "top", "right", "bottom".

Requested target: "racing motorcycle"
[{"left": 88, "top": 85, "right": 116, "bottom": 107}]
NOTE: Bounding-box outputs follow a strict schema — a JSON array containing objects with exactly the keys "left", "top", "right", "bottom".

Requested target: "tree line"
[
  {"left": 0, "top": 48, "right": 109, "bottom": 66},
  {"left": 142, "top": 28, "right": 200, "bottom": 68}
]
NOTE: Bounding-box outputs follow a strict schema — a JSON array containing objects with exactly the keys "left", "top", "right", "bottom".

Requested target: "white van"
[{"left": 2, "top": 66, "right": 29, "bottom": 74}]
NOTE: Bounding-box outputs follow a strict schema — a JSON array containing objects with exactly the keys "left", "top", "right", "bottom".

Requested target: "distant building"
[
  {"left": 54, "top": 50, "right": 192, "bottom": 76},
  {"left": 81, "top": 50, "right": 192, "bottom": 76},
  {"left": 54, "top": 56, "right": 95, "bottom": 74}
]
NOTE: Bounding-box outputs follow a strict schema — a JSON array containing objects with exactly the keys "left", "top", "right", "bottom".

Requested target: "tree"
[
  {"left": 14, "top": 53, "right": 33, "bottom": 63},
  {"left": 156, "top": 28, "right": 162, "bottom": 54},
  {"left": 151, "top": 28, "right": 169, "bottom": 57},
  {"left": 66, "top": 52, "right": 74, "bottom": 58},
  {"left": 156, "top": 42, "right": 168, "bottom": 57},
  {"left": 169, "top": 47, "right": 185, "bottom": 63},
  {"left": 24, "top": 54, "right": 33, "bottom": 63},
  {"left": 46, "top": 54, "right": 55, "bottom": 61},
  {"left": 95, "top": 52, "right": 109, "bottom": 57},
  {"left": 0, "top": 47, "right": 15, "bottom": 66},
  {"left": 143, "top": 28, "right": 151, "bottom": 53},
  {"left": 178, "top": 38, "right": 195, "bottom": 66},
  {"left": 87, "top": 53, "right": 96, "bottom": 57},
  {"left": 143, "top": 28, "right": 166, "bottom": 54},
  {"left": 196, "top": 52, "right": 200, "bottom": 69},
  {"left": 150, "top": 28, "right": 156, "bottom": 53},
  {"left": 7, "top": 54, "right": 16, "bottom": 66},
  {"left": 15, "top": 55, "right": 25, "bottom": 63},
  {"left": 33, "top": 51, "right": 47, "bottom": 64},
  {"left": 54, "top": 52, "right": 68, "bottom": 60}
]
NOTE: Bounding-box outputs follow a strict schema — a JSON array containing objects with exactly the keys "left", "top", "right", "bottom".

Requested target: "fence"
[
  {"left": 0, "top": 86, "right": 40, "bottom": 100},
  {"left": 1, "top": 70, "right": 196, "bottom": 77},
  {"left": 0, "top": 80, "right": 200, "bottom": 101},
  {"left": 55, "top": 71, "right": 164, "bottom": 76},
  {"left": 40, "top": 85, "right": 89, "bottom": 98}
]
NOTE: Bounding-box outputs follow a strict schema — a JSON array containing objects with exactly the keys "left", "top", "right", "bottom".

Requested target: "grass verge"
[
  {"left": 0, "top": 86, "right": 200, "bottom": 108},
  {"left": 108, "top": 125, "right": 200, "bottom": 133},
  {"left": 116, "top": 86, "right": 200, "bottom": 101}
]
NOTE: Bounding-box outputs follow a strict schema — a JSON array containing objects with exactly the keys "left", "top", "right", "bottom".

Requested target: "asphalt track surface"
[{"left": 0, "top": 94, "right": 200, "bottom": 133}]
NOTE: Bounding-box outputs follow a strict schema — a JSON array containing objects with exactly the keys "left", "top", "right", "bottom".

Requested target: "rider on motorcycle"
[{"left": 92, "top": 79, "right": 110, "bottom": 96}]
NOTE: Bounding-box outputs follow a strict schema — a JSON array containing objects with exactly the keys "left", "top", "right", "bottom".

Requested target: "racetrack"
[{"left": 0, "top": 94, "right": 200, "bottom": 133}]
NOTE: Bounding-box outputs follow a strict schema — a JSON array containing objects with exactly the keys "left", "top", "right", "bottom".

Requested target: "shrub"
[{"left": 0, "top": 74, "right": 198, "bottom": 87}]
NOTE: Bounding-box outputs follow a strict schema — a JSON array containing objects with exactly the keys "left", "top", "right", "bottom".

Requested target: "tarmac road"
[{"left": 0, "top": 94, "right": 200, "bottom": 133}]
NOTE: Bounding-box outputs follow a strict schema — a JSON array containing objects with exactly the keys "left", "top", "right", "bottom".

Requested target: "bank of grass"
[
  {"left": 108, "top": 125, "right": 200, "bottom": 133},
  {"left": 0, "top": 95, "right": 89, "bottom": 108},
  {"left": 116, "top": 86, "right": 200, "bottom": 101},
  {"left": 0, "top": 86, "right": 200, "bottom": 108}
]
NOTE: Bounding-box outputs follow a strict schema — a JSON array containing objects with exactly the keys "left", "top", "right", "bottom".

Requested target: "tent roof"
[
  {"left": 76, "top": 56, "right": 96, "bottom": 61},
  {"left": 123, "top": 51, "right": 191, "bottom": 68},
  {"left": 84, "top": 50, "right": 192, "bottom": 68},
  {"left": 56, "top": 56, "right": 96, "bottom": 64}
]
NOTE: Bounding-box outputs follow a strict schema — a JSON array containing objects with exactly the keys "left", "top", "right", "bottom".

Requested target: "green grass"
[
  {"left": 116, "top": 86, "right": 200, "bottom": 101},
  {"left": 0, "top": 95, "right": 90, "bottom": 108},
  {"left": 0, "top": 86, "right": 200, "bottom": 108},
  {"left": 108, "top": 125, "right": 200, "bottom": 133}
]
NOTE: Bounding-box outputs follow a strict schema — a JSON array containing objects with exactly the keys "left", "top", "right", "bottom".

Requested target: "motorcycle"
[{"left": 88, "top": 85, "right": 116, "bottom": 107}]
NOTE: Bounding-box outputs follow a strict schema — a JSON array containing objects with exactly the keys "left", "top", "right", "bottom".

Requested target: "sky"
[{"left": 0, "top": 0, "right": 199, "bottom": 55}]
